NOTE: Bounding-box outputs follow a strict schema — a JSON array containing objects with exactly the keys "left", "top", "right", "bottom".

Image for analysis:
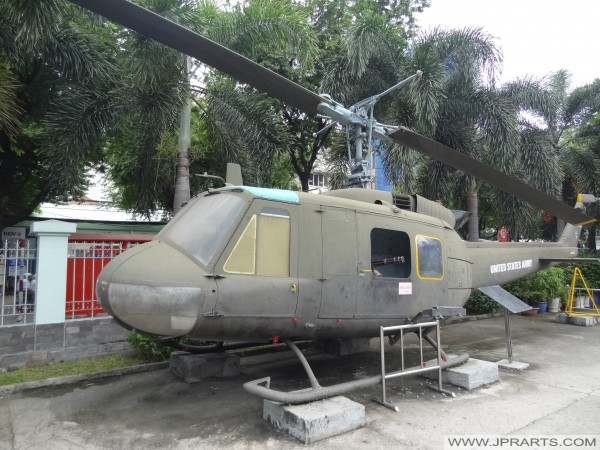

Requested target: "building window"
[
  {"left": 224, "top": 207, "right": 290, "bottom": 277},
  {"left": 370, "top": 228, "right": 411, "bottom": 278},
  {"left": 308, "top": 172, "right": 327, "bottom": 188},
  {"left": 416, "top": 235, "right": 443, "bottom": 280}
]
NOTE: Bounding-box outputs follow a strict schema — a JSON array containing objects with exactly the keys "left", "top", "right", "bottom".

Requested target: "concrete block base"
[
  {"left": 263, "top": 396, "right": 365, "bottom": 444},
  {"left": 316, "top": 338, "right": 371, "bottom": 356},
  {"left": 423, "top": 358, "right": 498, "bottom": 390},
  {"left": 169, "top": 351, "right": 240, "bottom": 383},
  {"left": 497, "top": 359, "right": 529, "bottom": 371},
  {"left": 555, "top": 313, "right": 598, "bottom": 326}
]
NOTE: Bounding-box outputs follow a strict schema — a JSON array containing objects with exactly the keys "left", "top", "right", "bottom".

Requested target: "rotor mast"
[{"left": 317, "top": 71, "right": 422, "bottom": 188}]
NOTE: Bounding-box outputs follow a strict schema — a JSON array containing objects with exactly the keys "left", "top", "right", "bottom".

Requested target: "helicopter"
[{"left": 70, "top": 0, "right": 598, "bottom": 403}]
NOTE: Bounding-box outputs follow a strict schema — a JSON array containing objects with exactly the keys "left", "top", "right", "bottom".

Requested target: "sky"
[{"left": 415, "top": 0, "right": 599, "bottom": 88}]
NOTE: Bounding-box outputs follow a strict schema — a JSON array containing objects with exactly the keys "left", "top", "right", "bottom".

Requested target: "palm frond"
[
  {"left": 1, "top": 0, "right": 68, "bottom": 50},
  {"left": 562, "top": 147, "right": 600, "bottom": 194},
  {"left": 414, "top": 27, "right": 503, "bottom": 87},
  {"left": 501, "top": 76, "right": 551, "bottom": 118},
  {"left": 520, "top": 131, "right": 561, "bottom": 196},
  {"left": 0, "top": 57, "right": 22, "bottom": 134},
  {"left": 381, "top": 144, "right": 420, "bottom": 194},
  {"left": 209, "top": 0, "right": 318, "bottom": 71},
  {"left": 345, "top": 13, "right": 396, "bottom": 79},
  {"left": 200, "top": 83, "right": 289, "bottom": 185},
  {"left": 41, "top": 81, "right": 116, "bottom": 186}
]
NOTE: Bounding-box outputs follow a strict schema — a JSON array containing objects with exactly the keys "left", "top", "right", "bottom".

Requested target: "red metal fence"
[{"left": 66, "top": 235, "right": 154, "bottom": 318}]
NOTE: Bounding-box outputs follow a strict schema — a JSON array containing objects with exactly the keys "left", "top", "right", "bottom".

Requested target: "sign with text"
[{"left": 2, "top": 227, "right": 26, "bottom": 241}]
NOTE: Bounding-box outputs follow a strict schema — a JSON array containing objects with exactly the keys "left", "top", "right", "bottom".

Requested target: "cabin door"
[
  {"left": 214, "top": 201, "right": 299, "bottom": 317},
  {"left": 355, "top": 217, "right": 415, "bottom": 318},
  {"left": 319, "top": 206, "right": 358, "bottom": 318}
]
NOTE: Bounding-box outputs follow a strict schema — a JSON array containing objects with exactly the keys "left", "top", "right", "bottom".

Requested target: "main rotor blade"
[
  {"left": 68, "top": 0, "right": 325, "bottom": 116},
  {"left": 389, "top": 127, "right": 595, "bottom": 225},
  {"left": 69, "top": 0, "right": 593, "bottom": 225}
]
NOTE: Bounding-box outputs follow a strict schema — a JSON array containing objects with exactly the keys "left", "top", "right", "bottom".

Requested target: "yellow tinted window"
[
  {"left": 257, "top": 210, "right": 290, "bottom": 277},
  {"left": 416, "top": 235, "right": 443, "bottom": 280},
  {"left": 224, "top": 215, "right": 257, "bottom": 274}
]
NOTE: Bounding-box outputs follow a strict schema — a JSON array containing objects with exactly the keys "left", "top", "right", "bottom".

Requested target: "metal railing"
[
  {"left": 0, "top": 239, "right": 148, "bottom": 326},
  {"left": 0, "top": 240, "right": 38, "bottom": 326},
  {"left": 373, "top": 321, "right": 454, "bottom": 411}
]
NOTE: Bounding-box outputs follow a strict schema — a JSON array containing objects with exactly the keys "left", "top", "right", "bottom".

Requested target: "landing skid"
[
  {"left": 243, "top": 325, "right": 469, "bottom": 405},
  {"left": 163, "top": 339, "right": 271, "bottom": 354}
]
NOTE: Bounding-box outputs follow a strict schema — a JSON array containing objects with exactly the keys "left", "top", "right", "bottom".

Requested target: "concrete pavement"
[{"left": 0, "top": 314, "right": 599, "bottom": 449}]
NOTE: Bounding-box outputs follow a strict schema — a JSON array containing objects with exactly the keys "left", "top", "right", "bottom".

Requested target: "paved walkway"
[{"left": 0, "top": 314, "right": 599, "bottom": 449}]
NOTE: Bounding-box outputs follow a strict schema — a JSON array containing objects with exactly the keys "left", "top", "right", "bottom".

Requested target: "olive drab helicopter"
[{"left": 69, "top": 0, "right": 598, "bottom": 403}]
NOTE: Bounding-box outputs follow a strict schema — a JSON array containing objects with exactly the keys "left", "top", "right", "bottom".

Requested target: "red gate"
[{"left": 66, "top": 234, "right": 154, "bottom": 318}]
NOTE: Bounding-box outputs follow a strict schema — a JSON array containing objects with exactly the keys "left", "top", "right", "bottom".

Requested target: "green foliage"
[
  {"left": 504, "top": 267, "right": 568, "bottom": 303},
  {"left": 464, "top": 290, "right": 503, "bottom": 315},
  {"left": 0, "top": 1, "right": 117, "bottom": 229},
  {"left": 0, "top": 354, "right": 145, "bottom": 387},
  {"left": 127, "top": 332, "right": 172, "bottom": 363},
  {"left": 559, "top": 249, "right": 600, "bottom": 290}
]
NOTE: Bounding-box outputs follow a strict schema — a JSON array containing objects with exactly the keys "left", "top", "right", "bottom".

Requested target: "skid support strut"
[
  {"left": 243, "top": 332, "right": 469, "bottom": 405},
  {"left": 243, "top": 339, "right": 383, "bottom": 403}
]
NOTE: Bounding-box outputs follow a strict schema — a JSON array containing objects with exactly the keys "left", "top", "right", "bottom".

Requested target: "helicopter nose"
[{"left": 96, "top": 241, "right": 205, "bottom": 336}]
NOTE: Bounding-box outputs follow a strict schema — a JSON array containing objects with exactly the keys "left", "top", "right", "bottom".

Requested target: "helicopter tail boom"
[{"left": 467, "top": 194, "right": 598, "bottom": 288}]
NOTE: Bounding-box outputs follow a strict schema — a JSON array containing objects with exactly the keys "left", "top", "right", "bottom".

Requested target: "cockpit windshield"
[{"left": 158, "top": 193, "right": 247, "bottom": 267}]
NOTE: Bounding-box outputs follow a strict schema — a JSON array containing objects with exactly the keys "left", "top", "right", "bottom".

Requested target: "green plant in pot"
[
  {"left": 505, "top": 267, "right": 566, "bottom": 314},
  {"left": 543, "top": 267, "right": 567, "bottom": 312}
]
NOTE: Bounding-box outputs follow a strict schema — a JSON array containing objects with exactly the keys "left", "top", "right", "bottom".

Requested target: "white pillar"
[{"left": 31, "top": 220, "right": 77, "bottom": 325}]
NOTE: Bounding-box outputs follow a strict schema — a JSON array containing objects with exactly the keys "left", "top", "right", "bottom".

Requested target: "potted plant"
[
  {"left": 543, "top": 267, "right": 567, "bottom": 312},
  {"left": 504, "top": 276, "right": 540, "bottom": 315},
  {"left": 505, "top": 267, "right": 566, "bottom": 314}
]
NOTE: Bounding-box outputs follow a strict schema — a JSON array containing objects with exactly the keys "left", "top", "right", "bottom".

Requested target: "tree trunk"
[
  {"left": 173, "top": 57, "right": 192, "bottom": 215},
  {"left": 173, "top": 97, "right": 191, "bottom": 214},
  {"left": 556, "top": 192, "right": 566, "bottom": 240},
  {"left": 467, "top": 191, "right": 479, "bottom": 242},
  {"left": 586, "top": 224, "right": 597, "bottom": 250}
]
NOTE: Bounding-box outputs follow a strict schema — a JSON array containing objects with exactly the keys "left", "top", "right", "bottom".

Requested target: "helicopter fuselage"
[{"left": 96, "top": 186, "right": 579, "bottom": 341}]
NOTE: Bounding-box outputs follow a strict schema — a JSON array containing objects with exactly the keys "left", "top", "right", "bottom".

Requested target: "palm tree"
[
  {"left": 196, "top": 0, "right": 319, "bottom": 191},
  {"left": 502, "top": 72, "right": 600, "bottom": 239},
  {"left": 99, "top": 0, "right": 195, "bottom": 216},
  {"left": 560, "top": 80, "right": 600, "bottom": 248},
  {"left": 102, "top": 0, "right": 319, "bottom": 215},
  {"left": 0, "top": 0, "right": 117, "bottom": 230},
  {"left": 323, "top": 25, "right": 523, "bottom": 241}
]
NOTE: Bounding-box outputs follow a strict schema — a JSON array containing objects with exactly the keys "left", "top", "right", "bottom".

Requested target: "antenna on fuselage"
[
  {"left": 225, "top": 163, "right": 243, "bottom": 186},
  {"left": 195, "top": 163, "right": 243, "bottom": 187}
]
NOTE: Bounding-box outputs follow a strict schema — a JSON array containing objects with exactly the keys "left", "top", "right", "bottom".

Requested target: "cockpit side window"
[
  {"left": 158, "top": 193, "right": 246, "bottom": 267},
  {"left": 416, "top": 234, "right": 443, "bottom": 280},
  {"left": 224, "top": 207, "right": 290, "bottom": 277},
  {"left": 223, "top": 215, "right": 257, "bottom": 274}
]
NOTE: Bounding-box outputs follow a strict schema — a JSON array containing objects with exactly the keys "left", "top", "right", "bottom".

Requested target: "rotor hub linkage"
[{"left": 317, "top": 71, "right": 422, "bottom": 187}]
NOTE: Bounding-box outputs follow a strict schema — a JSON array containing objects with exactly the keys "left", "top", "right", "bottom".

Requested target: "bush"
[
  {"left": 559, "top": 249, "right": 600, "bottom": 289},
  {"left": 465, "top": 290, "right": 503, "bottom": 314},
  {"left": 127, "top": 332, "right": 172, "bottom": 362},
  {"left": 504, "top": 267, "right": 567, "bottom": 303}
]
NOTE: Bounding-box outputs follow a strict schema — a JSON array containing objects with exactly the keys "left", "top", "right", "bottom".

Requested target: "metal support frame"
[
  {"left": 243, "top": 326, "right": 468, "bottom": 406},
  {"left": 566, "top": 267, "right": 600, "bottom": 317},
  {"left": 504, "top": 308, "right": 513, "bottom": 363},
  {"left": 373, "top": 321, "right": 457, "bottom": 411}
]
